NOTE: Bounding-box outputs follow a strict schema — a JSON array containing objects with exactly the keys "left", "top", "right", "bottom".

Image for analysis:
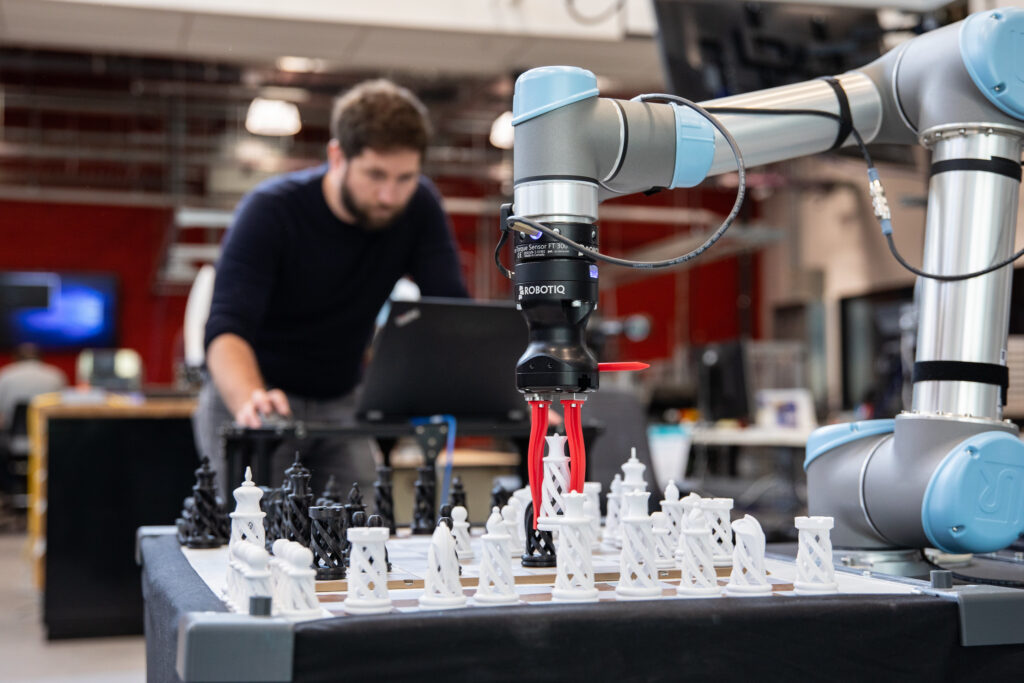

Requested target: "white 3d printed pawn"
[
  {"left": 538, "top": 434, "right": 570, "bottom": 531},
  {"left": 604, "top": 473, "right": 623, "bottom": 545},
  {"left": 700, "top": 497, "right": 735, "bottom": 567},
  {"left": 450, "top": 506, "right": 474, "bottom": 561},
  {"left": 650, "top": 511, "right": 675, "bottom": 570},
  {"left": 552, "top": 492, "right": 599, "bottom": 602},
  {"left": 659, "top": 480, "right": 684, "bottom": 552},
  {"left": 343, "top": 524, "right": 392, "bottom": 615},
  {"left": 475, "top": 507, "right": 518, "bottom": 605},
  {"left": 794, "top": 516, "right": 838, "bottom": 594},
  {"left": 616, "top": 491, "right": 662, "bottom": 600},
  {"left": 676, "top": 507, "right": 721, "bottom": 598},
  {"left": 724, "top": 515, "right": 771, "bottom": 597},
  {"left": 500, "top": 503, "right": 524, "bottom": 557},
  {"left": 419, "top": 521, "right": 467, "bottom": 610},
  {"left": 582, "top": 481, "right": 602, "bottom": 549}
]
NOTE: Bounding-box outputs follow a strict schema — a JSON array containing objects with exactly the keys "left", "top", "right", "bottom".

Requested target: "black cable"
[
  {"left": 919, "top": 549, "right": 1024, "bottom": 589},
  {"left": 564, "top": 0, "right": 625, "bottom": 25},
  {"left": 507, "top": 93, "right": 747, "bottom": 270},
  {"left": 705, "top": 104, "right": 1024, "bottom": 282},
  {"left": 493, "top": 228, "right": 514, "bottom": 280}
]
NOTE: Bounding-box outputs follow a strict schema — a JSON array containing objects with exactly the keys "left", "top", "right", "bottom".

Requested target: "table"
[{"left": 139, "top": 530, "right": 1024, "bottom": 683}]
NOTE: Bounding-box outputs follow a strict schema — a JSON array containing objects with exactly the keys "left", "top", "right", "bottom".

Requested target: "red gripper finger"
[
  {"left": 527, "top": 400, "right": 549, "bottom": 528},
  {"left": 561, "top": 399, "right": 586, "bottom": 493}
]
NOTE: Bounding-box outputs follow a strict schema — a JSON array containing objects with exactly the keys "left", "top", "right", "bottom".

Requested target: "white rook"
[
  {"left": 794, "top": 516, "right": 838, "bottom": 594},
  {"left": 552, "top": 492, "right": 599, "bottom": 602},
  {"left": 344, "top": 524, "right": 392, "bottom": 615},
  {"left": 700, "top": 497, "right": 734, "bottom": 567}
]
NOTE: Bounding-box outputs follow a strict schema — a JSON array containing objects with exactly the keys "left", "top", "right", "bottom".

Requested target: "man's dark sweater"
[{"left": 205, "top": 164, "right": 468, "bottom": 399}]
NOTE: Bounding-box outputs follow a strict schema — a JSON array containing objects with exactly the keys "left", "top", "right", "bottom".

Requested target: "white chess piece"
[
  {"left": 674, "top": 492, "right": 703, "bottom": 560},
  {"left": 272, "top": 541, "right": 322, "bottom": 619},
  {"left": 615, "top": 491, "right": 662, "bottom": 600},
  {"left": 794, "top": 516, "right": 838, "bottom": 594},
  {"left": 604, "top": 473, "right": 623, "bottom": 545},
  {"left": 582, "top": 481, "right": 602, "bottom": 549},
  {"left": 700, "top": 497, "right": 735, "bottom": 567},
  {"left": 236, "top": 541, "right": 272, "bottom": 613},
  {"left": 229, "top": 467, "right": 265, "bottom": 550},
  {"left": 650, "top": 511, "right": 675, "bottom": 570},
  {"left": 419, "top": 521, "right": 467, "bottom": 609},
  {"left": 501, "top": 504, "right": 524, "bottom": 557},
  {"left": 659, "top": 480, "right": 684, "bottom": 552},
  {"left": 511, "top": 488, "right": 532, "bottom": 549},
  {"left": 538, "top": 435, "right": 570, "bottom": 530},
  {"left": 676, "top": 507, "right": 721, "bottom": 598},
  {"left": 551, "top": 492, "right": 599, "bottom": 602},
  {"left": 343, "top": 523, "right": 392, "bottom": 615},
  {"left": 724, "top": 515, "right": 771, "bottom": 597},
  {"left": 475, "top": 507, "right": 518, "bottom": 605},
  {"left": 620, "top": 447, "right": 648, "bottom": 494},
  {"left": 450, "top": 506, "right": 475, "bottom": 561}
]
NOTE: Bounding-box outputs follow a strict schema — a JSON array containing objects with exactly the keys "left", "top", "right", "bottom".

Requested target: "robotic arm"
[{"left": 500, "top": 7, "right": 1024, "bottom": 557}]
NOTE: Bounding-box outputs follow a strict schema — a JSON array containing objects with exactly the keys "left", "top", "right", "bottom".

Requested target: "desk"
[
  {"left": 30, "top": 396, "right": 198, "bottom": 638},
  {"left": 139, "top": 531, "right": 1024, "bottom": 683},
  {"left": 688, "top": 426, "right": 814, "bottom": 448}
]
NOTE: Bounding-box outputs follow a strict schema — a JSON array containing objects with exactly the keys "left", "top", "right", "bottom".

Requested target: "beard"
[{"left": 340, "top": 173, "right": 404, "bottom": 232}]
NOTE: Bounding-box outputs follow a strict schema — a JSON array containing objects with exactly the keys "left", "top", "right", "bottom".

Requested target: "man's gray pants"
[{"left": 192, "top": 381, "right": 379, "bottom": 500}]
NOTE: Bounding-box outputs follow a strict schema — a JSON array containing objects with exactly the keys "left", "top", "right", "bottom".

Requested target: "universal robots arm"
[{"left": 501, "top": 7, "right": 1024, "bottom": 555}]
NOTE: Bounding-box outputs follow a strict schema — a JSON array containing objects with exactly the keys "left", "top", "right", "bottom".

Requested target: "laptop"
[{"left": 357, "top": 297, "right": 529, "bottom": 423}]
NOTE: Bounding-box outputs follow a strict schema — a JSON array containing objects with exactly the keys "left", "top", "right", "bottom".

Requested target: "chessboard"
[{"left": 182, "top": 528, "right": 919, "bottom": 619}]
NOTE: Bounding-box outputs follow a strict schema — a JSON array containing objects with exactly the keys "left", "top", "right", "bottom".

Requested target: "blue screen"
[{"left": 0, "top": 272, "right": 118, "bottom": 349}]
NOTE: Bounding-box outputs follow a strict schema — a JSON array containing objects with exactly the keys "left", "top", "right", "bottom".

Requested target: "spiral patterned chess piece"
[
  {"left": 309, "top": 505, "right": 346, "bottom": 580},
  {"left": 343, "top": 520, "right": 391, "bottom": 615},
  {"left": 521, "top": 502, "right": 556, "bottom": 567},
  {"left": 616, "top": 491, "right": 662, "bottom": 600},
  {"left": 186, "top": 457, "right": 228, "bottom": 548},
  {"left": 794, "top": 516, "right": 838, "bottom": 594},
  {"left": 700, "top": 497, "right": 734, "bottom": 567},
  {"left": 411, "top": 465, "right": 436, "bottom": 535},
  {"left": 373, "top": 466, "right": 396, "bottom": 535},
  {"left": 475, "top": 507, "right": 517, "bottom": 605},
  {"left": 552, "top": 492, "right": 598, "bottom": 602},
  {"left": 603, "top": 473, "right": 623, "bottom": 545},
  {"left": 230, "top": 467, "right": 265, "bottom": 550},
  {"left": 419, "top": 520, "right": 466, "bottom": 609},
  {"left": 582, "top": 482, "right": 602, "bottom": 549},
  {"left": 651, "top": 511, "right": 675, "bottom": 570},
  {"left": 538, "top": 435, "right": 570, "bottom": 530},
  {"left": 725, "top": 515, "right": 771, "bottom": 596},
  {"left": 659, "top": 480, "right": 684, "bottom": 552},
  {"left": 283, "top": 456, "right": 313, "bottom": 546},
  {"left": 676, "top": 507, "right": 720, "bottom": 597}
]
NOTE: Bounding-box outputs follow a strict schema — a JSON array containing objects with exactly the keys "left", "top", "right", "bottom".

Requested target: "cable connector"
[{"left": 867, "top": 168, "right": 892, "bottom": 235}]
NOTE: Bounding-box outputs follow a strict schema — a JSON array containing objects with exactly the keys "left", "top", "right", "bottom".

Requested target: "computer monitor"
[
  {"left": 697, "top": 340, "right": 751, "bottom": 422},
  {"left": 357, "top": 298, "right": 529, "bottom": 423}
]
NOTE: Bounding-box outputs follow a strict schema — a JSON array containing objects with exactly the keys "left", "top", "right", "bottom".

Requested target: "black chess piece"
[
  {"left": 411, "top": 465, "right": 436, "bottom": 535},
  {"left": 309, "top": 505, "right": 346, "bottom": 580},
  {"left": 316, "top": 475, "right": 342, "bottom": 507},
  {"left": 347, "top": 482, "right": 364, "bottom": 508},
  {"left": 260, "top": 486, "right": 282, "bottom": 551},
  {"left": 448, "top": 475, "right": 467, "bottom": 511},
  {"left": 490, "top": 482, "right": 511, "bottom": 512},
  {"left": 345, "top": 510, "right": 368, "bottom": 568},
  {"left": 438, "top": 504, "right": 454, "bottom": 530},
  {"left": 283, "top": 453, "right": 313, "bottom": 546},
  {"left": 182, "top": 457, "right": 228, "bottom": 549},
  {"left": 521, "top": 501, "right": 556, "bottom": 567},
  {"left": 373, "top": 466, "right": 396, "bottom": 535},
  {"left": 367, "top": 514, "right": 392, "bottom": 571}
]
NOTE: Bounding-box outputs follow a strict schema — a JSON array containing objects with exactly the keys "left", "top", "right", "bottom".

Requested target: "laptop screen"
[{"left": 357, "top": 297, "right": 529, "bottom": 423}]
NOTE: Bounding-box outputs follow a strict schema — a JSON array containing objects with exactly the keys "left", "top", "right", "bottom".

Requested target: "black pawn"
[
  {"left": 448, "top": 476, "right": 467, "bottom": 511},
  {"left": 316, "top": 475, "right": 342, "bottom": 507},
  {"left": 374, "top": 466, "right": 396, "bottom": 535},
  {"left": 490, "top": 483, "right": 511, "bottom": 512},
  {"left": 411, "top": 465, "right": 436, "bottom": 535},
  {"left": 347, "top": 482, "right": 364, "bottom": 508},
  {"left": 367, "top": 514, "right": 392, "bottom": 571},
  {"left": 521, "top": 502, "right": 556, "bottom": 568}
]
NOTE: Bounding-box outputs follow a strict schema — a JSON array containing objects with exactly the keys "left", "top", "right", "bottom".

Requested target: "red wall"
[{"left": 0, "top": 200, "right": 187, "bottom": 384}]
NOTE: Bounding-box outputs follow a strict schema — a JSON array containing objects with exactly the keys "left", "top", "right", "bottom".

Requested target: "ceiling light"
[
  {"left": 276, "top": 56, "right": 326, "bottom": 73},
  {"left": 489, "top": 110, "right": 514, "bottom": 150},
  {"left": 245, "top": 98, "right": 302, "bottom": 136}
]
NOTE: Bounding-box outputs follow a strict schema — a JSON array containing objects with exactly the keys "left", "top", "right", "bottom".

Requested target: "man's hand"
[{"left": 234, "top": 388, "right": 291, "bottom": 428}]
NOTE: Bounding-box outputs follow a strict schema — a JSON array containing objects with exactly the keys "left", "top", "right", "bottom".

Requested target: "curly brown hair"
[{"left": 330, "top": 79, "right": 431, "bottom": 159}]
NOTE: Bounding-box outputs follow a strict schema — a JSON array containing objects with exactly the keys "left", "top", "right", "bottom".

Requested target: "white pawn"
[
  {"left": 344, "top": 522, "right": 392, "bottom": 615},
  {"left": 500, "top": 504, "right": 524, "bottom": 557},
  {"left": 475, "top": 507, "right": 518, "bottom": 605},
  {"left": 700, "top": 497, "right": 735, "bottom": 567},
  {"left": 650, "top": 511, "right": 675, "bottom": 570},
  {"left": 538, "top": 435, "right": 570, "bottom": 530},
  {"left": 235, "top": 541, "right": 272, "bottom": 613},
  {"left": 229, "top": 467, "right": 265, "bottom": 550},
  {"left": 511, "top": 488, "right": 532, "bottom": 549},
  {"left": 676, "top": 507, "right": 720, "bottom": 598},
  {"left": 582, "top": 482, "right": 602, "bottom": 549},
  {"left": 450, "top": 506, "right": 474, "bottom": 561},
  {"left": 615, "top": 491, "right": 662, "bottom": 600},
  {"left": 620, "top": 447, "right": 648, "bottom": 494},
  {"left": 603, "top": 473, "right": 623, "bottom": 545},
  {"left": 275, "top": 542, "right": 322, "bottom": 619},
  {"left": 794, "top": 516, "right": 838, "bottom": 594},
  {"left": 659, "top": 480, "right": 684, "bottom": 552},
  {"left": 725, "top": 515, "right": 771, "bottom": 597},
  {"left": 552, "top": 493, "right": 598, "bottom": 602},
  {"left": 419, "top": 520, "right": 467, "bottom": 610}
]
